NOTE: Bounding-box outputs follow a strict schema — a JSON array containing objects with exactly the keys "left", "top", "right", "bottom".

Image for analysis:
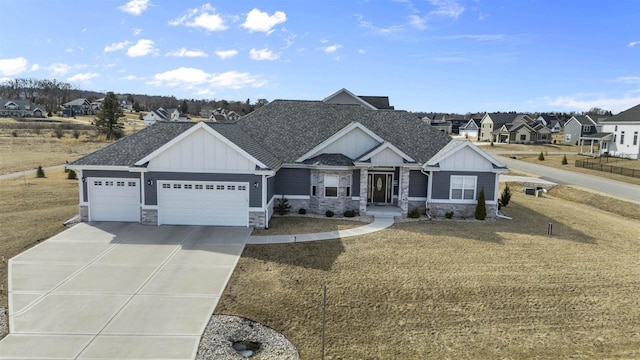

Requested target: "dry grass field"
[
  {"left": 483, "top": 143, "right": 581, "bottom": 154},
  {"left": 252, "top": 217, "right": 369, "bottom": 236},
  {"left": 0, "top": 168, "right": 79, "bottom": 307},
  {"left": 217, "top": 190, "right": 640, "bottom": 359}
]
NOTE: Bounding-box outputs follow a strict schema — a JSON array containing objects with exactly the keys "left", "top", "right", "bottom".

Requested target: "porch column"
[
  {"left": 580, "top": 139, "right": 584, "bottom": 154},
  {"left": 359, "top": 168, "right": 368, "bottom": 214},
  {"left": 589, "top": 140, "right": 594, "bottom": 155},
  {"left": 399, "top": 167, "right": 410, "bottom": 216}
]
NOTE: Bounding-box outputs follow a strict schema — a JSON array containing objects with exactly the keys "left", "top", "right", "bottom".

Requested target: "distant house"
[
  {"left": 535, "top": 114, "right": 558, "bottom": 127},
  {"left": 459, "top": 118, "right": 481, "bottom": 139},
  {"left": 91, "top": 96, "right": 132, "bottom": 112},
  {"left": 143, "top": 107, "right": 189, "bottom": 126},
  {"left": 208, "top": 108, "right": 242, "bottom": 123},
  {"left": 563, "top": 116, "right": 597, "bottom": 145},
  {"left": 593, "top": 104, "right": 640, "bottom": 159},
  {"left": 479, "top": 113, "right": 527, "bottom": 142},
  {"left": 322, "top": 88, "right": 395, "bottom": 110},
  {"left": 63, "top": 98, "right": 94, "bottom": 117},
  {"left": 0, "top": 99, "right": 46, "bottom": 118}
]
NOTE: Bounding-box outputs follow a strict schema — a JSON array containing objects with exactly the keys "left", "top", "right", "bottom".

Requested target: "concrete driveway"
[{"left": 0, "top": 222, "right": 250, "bottom": 360}]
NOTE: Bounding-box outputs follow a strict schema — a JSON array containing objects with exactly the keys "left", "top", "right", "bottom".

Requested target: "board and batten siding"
[
  {"left": 274, "top": 168, "right": 310, "bottom": 196},
  {"left": 409, "top": 170, "right": 428, "bottom": 197},
  {"left": 431, "top": 171, "right": 496, "bottom": 201},
  {"left": 82, "top": 170, "right": 140, "bottom": 203},
  {"left": 311, "top": 127, "right": 380, "bottom": 160},
  {"left": 147, "top": 127, "right": 258, "bottom": 172},
  {"left": 370, "top": 148, "right": 405, "bottom": 166},
  {"left": 267, "top": 175, "right": 276, "bottom": 203},
  {"left": 438, "top": 146, "right": 496, "bottom": 172},
  {"left": 144, "top": 172, "right": 262, "bottom": 207}
]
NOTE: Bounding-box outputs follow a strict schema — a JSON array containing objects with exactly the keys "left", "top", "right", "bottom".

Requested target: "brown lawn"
[
  {"left": 483, "top": 143, "right": 581, "bottom": 153},
  {"left": 252, "top": 216, "right": 369, "bottom": 236},
  {"left": 0, "top": 169, "right": 79, "bottom": 307},
  {"left": 216, "top": 191, "right": 640, "bottom": 359}
]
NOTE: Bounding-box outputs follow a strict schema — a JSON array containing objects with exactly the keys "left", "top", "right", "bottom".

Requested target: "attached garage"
[
  {"left": 157, "top": 181, "right": 249, "bottom": 226},
  {"left": 88, "top": 178, "right": 140, "bottom": 222}
]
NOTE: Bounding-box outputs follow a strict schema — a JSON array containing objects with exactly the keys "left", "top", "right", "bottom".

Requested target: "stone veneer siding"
[
  {"left": 79, "top": 205, "right": 88, "bottom": 222},
  {"left": 141, "top": 209, "right": 158, "bottom": 225},
  {"left": 309, "top": 169, "right": 357, "bottom": 214},
  {"left": 249, "top": 211, "right": 266, "bottom": 229},
  {"left": 428, "top": 202, "right": 498, "bottom": 219},
  {"left": 399, "top": 167, "right": 410, "bottom": 216}
]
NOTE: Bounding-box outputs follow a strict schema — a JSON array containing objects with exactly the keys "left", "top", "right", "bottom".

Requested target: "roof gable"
[
  {"left": 600, "top": 104, "right": 640, "bottom": 123},
  {"left": 322, "top": 88, "right": 377, "bottom": 110},
  {"left": 296, "top": 121, "right": 383, "bottom": 162},
  {"left": 424, "top": 140, "right": 506, "bottom": 172},
  {"left": 357, "top": 142, "right": 415, "bottom": 164}
]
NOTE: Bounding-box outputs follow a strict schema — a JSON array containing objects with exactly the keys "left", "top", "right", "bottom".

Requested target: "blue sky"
[{"left": 0, "top": 0, "right": 638, "bottom": 113}]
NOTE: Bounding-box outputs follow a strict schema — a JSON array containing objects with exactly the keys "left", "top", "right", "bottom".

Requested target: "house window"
[
  {"left": 238, "top": 185, "right": 247, "bottom": 191},
  {"left": 620, "top": 131, "right": 625, "bottom": 144},
  {"left": 105, "top": 181, "right": 114, "bottom": 186},
  {"left": 227, "top": 185, "right": 236, "bottom": 190},
  {"left": 128, "top": 181, "right": 136, "bottom": 187},
  {"left": 565, "top": 134, "right": 571, "bottom": 142},
  {"left": 615, "top": 125, "right": 618, "bottom": 131},
  {"left": 324, "top": 174, "right": 338, "bottom": 198},
  {"left": 216, "top": 185, "right": 225, "bottom": 190},
  {"left": 450, "top": 176, "right": 476, "bottom": 200},
  {"left": 94, "top": 181, "right": 102, "bottom": 186},
  {"left": 116, "top": 181, "right": 125, "bottom": 186},
  {"left": 173, "top": 184, "right": 181, "bottom": 189},
  {"left": 633, "top": 132, "right": 638, "bottom": 146},
  {"left": 162, "top": 183, "right": 170, "bottom": 189},
  {"left": 206, "top": 185, "right": 214, "bottom": 190},
  {"left": 311, "top": 173, "right": 318, "bottom": 196},
  {"left": 583, "top": 125, "right": 591, "bottom": 132},
  {"left": 184, "top": 184, "right": 193, "bottom": 189},
  {"left": 346, "top": 186, "right": 351, "bottom": 197},
  {"left": 195, "top": 184, "right": 203, "bottom": 189},
  {"left": 520, "top": 134, "right": 526, "bottom": 141}
]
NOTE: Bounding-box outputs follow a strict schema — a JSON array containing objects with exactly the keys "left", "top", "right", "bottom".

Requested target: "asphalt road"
[{"left": 495, "top": 155, "right": 640, "bottom": 204}]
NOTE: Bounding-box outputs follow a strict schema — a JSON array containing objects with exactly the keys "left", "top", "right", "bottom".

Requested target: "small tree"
[
  {"left": 500, "top": 183, "right": 512, "bottom": 207},
  {"left": 67, "top": 169, "right": 77, "bottom": 180},
  {"left": 94, "top": 91, "right": 125, "bottom": 140},
  {"left": 475, "top": 188, "right": 487, "bottom": 220},
  {"left": 36, "top": 165, "right": 45, "bottom": 178},
  {"left": 490, "top": 138, "right": 494, "bottom": 147},
  {"left": 73, "top": 129, "right": 80, "bottom": 139},
  {"left": 538, "top": 152, "right": 545, "bottom": 161},
  {"left": 275, "top": 196, "right": 291, "bottom": 215},
  {"left": 54, "top": 127, "right": 64, "bottom": 139},
  {"left": 561, "top": 154, "right": 568, "bottom": 165},
  {"left": 180, "top": 100, "right": 189, "bottom": 115}
]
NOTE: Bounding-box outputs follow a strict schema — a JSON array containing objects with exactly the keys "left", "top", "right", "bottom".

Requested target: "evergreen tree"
[
  {"left": 538, "top": 152, "right": 545, "bottom": 161},
  {"left": 180, "top": 100, "right": 188, "bottom": 115},
  {"left": 36, "top": 165, "right": 45, "bottom": 178},
  {"left": 94, "top": 92, "right": 125, "bottom": 139},
  {"left": 562, "top": 154, "right": 568, "bottom": 165},
  {"left": 500, "top": 184, "right": 512, "bottom": 207},
  {"left": 475, "top": 188, "right": 487, "bottom": 220}
]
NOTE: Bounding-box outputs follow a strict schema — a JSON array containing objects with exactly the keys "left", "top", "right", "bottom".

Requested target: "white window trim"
[
  {"left": 449, "top": 175, "right": 477, "bottom": 201},
  {"left": 324, "top": 174, "right": 338, "bottom": 198}
]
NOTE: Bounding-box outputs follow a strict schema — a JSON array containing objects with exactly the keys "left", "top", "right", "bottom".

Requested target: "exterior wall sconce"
[
  {"left": 254, "top": 182, "right": 259, "bottom": 188},
  {"left": 81, "top": 177, "right": 86, "bottom": 183},
  {"left": 147, "top": 180, "right": 154, "bottom": 186}
]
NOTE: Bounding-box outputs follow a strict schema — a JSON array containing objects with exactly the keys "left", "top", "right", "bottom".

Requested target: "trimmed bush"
[
  {"left": 325, "top": 210, "right": 334, "bottom": 217},
  {"left": 343, "top": 209, "right": 356, "bottom": 217},
  {"left": 500, "top": 183, "right": 512, "bottom": 207},
  {"left": 538, "top": 152, "right": 545, "bottom": 161},
  {"left": 67, "top": 170, "right": 77, "bottom": 180},
  {"left": 36, "top": 165, "right": 45, "bottom": 178},
  {"left": 475, "top": 188, "right": 487, "bottom": 220},
  {"left": 298, "top": 208, "right": 306, "bottom": 215},
  {"left": 445, "top": 211, "right": 454, "bottom": 219},
  {"left": 562, "top": 154, "right": 568, "bottom": 165},
  {"left": 408, "top": 207, "right": 421, "bottom": 219}
]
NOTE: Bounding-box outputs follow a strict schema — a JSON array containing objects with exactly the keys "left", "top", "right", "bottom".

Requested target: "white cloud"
[
  {"left": 48, "top": 63, "right": 72, "bottom": 76},
  {"left": 408, "top": 15, "right": 427, "bottom": 30},
  {"left": 133, "top": 28, "right": 142, "bottom": 36},
  {"left": 215, "top": 49, "right": 238, "bottom": 59},
  {"left": 169, "top": 4, "right": 228, "bottom": 32},
  {"left": 81, "top": 28, "right": 87, "bottom": 33},
  {"left": 241, "top": 8, "right": 287, "bottom": 34},
  {"left": 118, "top": 0, "right": 149, "bottom": 15},
  {"left": 147, "top": 67, "right": 266, "bottom": 91},
  {"left": 356, "top": 14, "right": 404, "bottom": 34},
  {"left": 29, "top": 64, "right": 40, "bottom": 72},
  {"left": 445, "top": 34, "right": 505, "bottom": 41},
  {"left": 165, "top": 48, "right": 208, "bottom": 58},
  {"left": 323, "top": 44, "right": 342, "bottom": 53},
  {"left": 478, "top": 13, "right": 487, "bottom": 21},
  {"left": 428, "top": 0, "right": 464, "bottom": 18},
  {"left": 0, "top": 57, "right": 28, "bottom": 76},
  {"left": 126, "top": 39, "right": 157, "bottom": 57},
  {"left": 67, "top": 72, "right": 99, "bottom": 83},
  {"left": 104, "top": 40, "right": 131, "bottom": 52},
  {"left": 121, "top": 75, "right": 142, "bottom": 80},
  {"left": 628, "top": 41, "right": 640, "bottom": 47},
  {"left": 611, "top": 76, "right": 640, "bottom": 84},
  {"left": 547, "top": 94, "right": 640, "bottom": 113},
  {"left": 249, "top": 48, "right": 278, "bottom": 61},
  {"left": 358, "top": 49, "right": 366, "bottom": 54}
]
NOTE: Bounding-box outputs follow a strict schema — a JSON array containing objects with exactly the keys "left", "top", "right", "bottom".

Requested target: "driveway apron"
[{"left": 0, "top": 222, "right": 250, "bottom": 360}]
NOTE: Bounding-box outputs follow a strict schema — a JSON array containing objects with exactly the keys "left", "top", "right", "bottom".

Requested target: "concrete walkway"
[
  {"left": 0, "top": 164, "right": 65, "bottom": 180},
  {"left": 1, "top": 222, "right": 250, "bottom": 360},
  {"left": 248, "top": 216, "right": 395, "bottom": 244}
]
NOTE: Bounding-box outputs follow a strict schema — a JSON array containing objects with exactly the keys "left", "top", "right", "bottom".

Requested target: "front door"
[{"left": 368, "top": 173, "right": 393, "bottom": 204}]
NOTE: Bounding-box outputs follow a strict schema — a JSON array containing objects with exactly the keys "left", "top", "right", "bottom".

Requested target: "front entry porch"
[
  {"left": 364, "top": 204, "right": 402, "bottom": 217},
  {"left": 358, "top": 167, "right": 411, "bottom": 217}
]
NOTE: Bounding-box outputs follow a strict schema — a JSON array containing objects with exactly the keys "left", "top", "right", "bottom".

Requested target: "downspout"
[
  {"left": 263, "top": 173, "right": 276, "bottom": 229},
  {"left": 420, "top": 168, "right": 432, "bottom": 219}
]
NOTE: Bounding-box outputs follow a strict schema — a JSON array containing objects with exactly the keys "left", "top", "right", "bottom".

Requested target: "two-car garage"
[{"left": 87, "top": 177, "right": 250, "bottom": 226}]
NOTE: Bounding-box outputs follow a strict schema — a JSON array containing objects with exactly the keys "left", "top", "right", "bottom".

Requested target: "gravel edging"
[
  {"left": 196, "top": 315, "right": 299, "bottom": 360},
  {"left": 0, "top": 306, "right": 8, "bottom": 340}
]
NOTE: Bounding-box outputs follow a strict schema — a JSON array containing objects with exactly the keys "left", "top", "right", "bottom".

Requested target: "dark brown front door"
[{"left": 372, "top": 174, "right": 386, "bottom": 203}]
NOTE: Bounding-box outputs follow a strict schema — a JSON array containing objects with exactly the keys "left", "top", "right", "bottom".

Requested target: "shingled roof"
[
  {"left": 600, "top": 103, "right": 640, "bottom": 122},
  {"left": 71, "top": 100, "right": 452, "bottom": 170}
]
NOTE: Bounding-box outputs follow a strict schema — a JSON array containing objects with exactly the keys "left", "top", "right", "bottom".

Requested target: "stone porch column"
[
  {"left": 359, "top": 168, "right": 368, "bottom": 214},
  {"left": 399, "top": 167, "right": 410, "bottom": 216}
]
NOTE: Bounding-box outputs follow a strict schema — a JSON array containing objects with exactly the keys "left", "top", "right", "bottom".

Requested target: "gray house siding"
[
  {"left": 351, "top": 169, "right": 360, "bottom": 197},
  {"left": 431, "top": 171, "right": 496, "bottom": 201},
  {"left": 563, "top": 121, "right": 581, "bottom": 145},
  {"left": 82, "top": 170, "right": 141, "bottom": 203},
  {"left": 274, "top": 168, "right": 310, "bottom": 196},
  {"left": 408, "top": 170, "right": 428, "bottom": 197},
  {"left": 267, "top": 175, "right": 276, "bottom": 204},
  {"left": 144, "top": 172, "right": 262, "bottom": 207}
]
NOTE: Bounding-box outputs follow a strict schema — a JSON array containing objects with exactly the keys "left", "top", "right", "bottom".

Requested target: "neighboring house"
[
  {"left": 68, "top": 90, "right": 507, "bottom": 228},
  {"left": 595, "top": 104, "right": 640, "bottom": 159},
  {"left": 208, "top": 108, "right": 241, "bottom": 123},
  {"left": 199, "top": 108, "right": 214, "bottom": 118},
  {"left": 507, "top": 122, "right": 538, "bottom": 144},
  {"left": 63, "top": 98, "right": 93, "bottom": 117},
  {"left": 535, "top": 114, "right": 558, "bottom": 127},
  {"left": 447, "top": 115, "right": 468, "bottom": 134},
  {"left": 479, "top": 113, "right": 529, "bottom": 142},
  {"left": 143, "top": 107, "right": 189, "bottom": 126},
  {"left": 563, "top": 115, "right": 597, "bottom": 145},
  {"left": 548, "top": 120, "right": 563, "bottom": 133},
  {"left": 459, "top": 118, "right": 481, "bottom": 139},
  {"left": 0, "top": 99, "right": 46, "bottom": 117},
  {"left": 533, "top": 124, "right": 552, "bottom": 143},
  {"left": 323, "top": 88, "right": 395, "bottom": 109}
]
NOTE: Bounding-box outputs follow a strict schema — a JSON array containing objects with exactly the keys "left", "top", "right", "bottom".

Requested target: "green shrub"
[
  {"left": 408, "top": 207, "right": 421, "bottom": 218},
  {"left": 73, "top": 129, "right": 81, "bottom": 139},
  {"left": 298, "top": 208, "right": 306, "bottom": 215},
  {"left": 325, "top": 210, "right": 334, "bottom": 217},
  {"left": 11, "top": 130, "right": 18, "bottom": 137},
  {"left": 538, "top": 152, "right": 545, "bottom": 161},
  {"left": 445, "top": 211, "right": 454, "bottom": 219},
  {"left": 275, "top": 196, "right": 291, "bottom": 215},
  {"left": 343, "top": 209, "right": 356, "bottom": 217},
  {"left": 562, "top": 154, "right": 568, "bottom": 165},
  {"left": 67, "top": 170, "right": 77, "bottom": 180},
  {"left": 475, "top": 188, "right": 487, "bottom": 220},
  {"left": 500, "top": 183, "right": 512, "bottom": 207},
  {"left": 54, "top": 127, "right": 64, "bottom": 139},
  {"left": 36, "top": 165, "right": 45, "bottom": 178}
]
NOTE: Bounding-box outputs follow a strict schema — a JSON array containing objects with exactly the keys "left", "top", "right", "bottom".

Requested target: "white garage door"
[
  {"left": 89, "top": 178, "right": 140, "bottom": 222},
  {"left": 158, "top": 181, "right": 249, "bottom": 226}
]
